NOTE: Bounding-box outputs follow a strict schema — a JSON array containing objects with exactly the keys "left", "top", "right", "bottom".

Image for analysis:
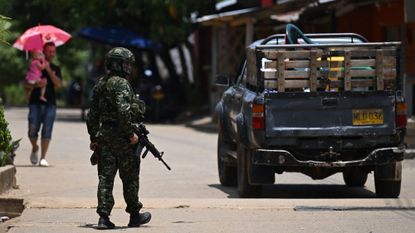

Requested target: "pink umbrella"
[{"left": 13, "top": 25, "right": 72, "bottom": 51}]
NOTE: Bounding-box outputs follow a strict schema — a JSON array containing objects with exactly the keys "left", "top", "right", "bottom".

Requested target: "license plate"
[{"left": 352, "top": 109, "right": 384, "bottom": 125}]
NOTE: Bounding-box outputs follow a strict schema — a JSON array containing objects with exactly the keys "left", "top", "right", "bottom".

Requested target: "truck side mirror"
[{"left": 216, "top": 74, "right": 231, "bottom": 86}]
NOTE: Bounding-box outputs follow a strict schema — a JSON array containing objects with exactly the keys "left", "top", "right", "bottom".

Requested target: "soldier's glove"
[
  {"left": 90, "top": 151, "right": 98, "bottom": 166},
  {"left": 89, "top": 142, "right": 98, "bottom": 166}
]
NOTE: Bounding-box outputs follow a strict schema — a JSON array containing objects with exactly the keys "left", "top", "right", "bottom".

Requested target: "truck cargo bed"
[{"left": 264, "top": 91, "right": 396, "bottom": 137}]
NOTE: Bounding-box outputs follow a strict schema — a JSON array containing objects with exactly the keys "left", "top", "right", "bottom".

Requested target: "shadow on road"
[
  {"left": 174, "top": 111, "right": 218, "bottom": 134},
  {"left": 209, "top": 183, "right": 377, "bottom": 199},
  {"left": 79, "top": 224, "right": 128, "bottom": 230},
  {"left": 185, "top": 121, "right": 217, "bottom": 134},
  {"left": 55, "top": 112, "right": 84, "bottom": 122},
  {"left": 260, "top": 184, "right": 376, "bottom": 198},
  {"left": 208, "top": 184, "right": 239, "bottom": 198},
  {"left": 14, "top": 165, "right": 42, "bottom": 168}
]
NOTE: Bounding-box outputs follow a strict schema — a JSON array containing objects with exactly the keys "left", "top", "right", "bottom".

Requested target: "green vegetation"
[
  {"left": 0, "top": 98, "right": 12, "bottom": 166},
  {"left": 4, "top": 84, "right": 25, "bottom": 106},
  {"left": 0, "top": 14, "right": 17, "bottom": 166},
  {"left": 0, "top": 1, "right": 216, "bottom": 110},
  {"left": 0, "top": 13, "right": 27, "bottom": 104},
  {"left": 0, "top": 14, "right": 10, "bottom": 44}
]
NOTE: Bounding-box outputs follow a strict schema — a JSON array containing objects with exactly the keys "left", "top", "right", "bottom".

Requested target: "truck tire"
[
  {"left": 237, "top": 144, "right": 262, "bottom": 198},
  {"left": 342, "top": 168, "right": 368, "bottom": 187},
  {"left": 218, "top": 130, "right": 237, "bottom": 186},
  {"left": 374, "top": 162, "right": 402, "bottom": 198}
]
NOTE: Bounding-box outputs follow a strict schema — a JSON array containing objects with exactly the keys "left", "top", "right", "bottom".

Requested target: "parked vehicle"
[
  {"left": 215, "top": 24, "right": 406, "bottom": 198},
  {"left": 138, "top": 70, "right": 168, "bottom": 122}
]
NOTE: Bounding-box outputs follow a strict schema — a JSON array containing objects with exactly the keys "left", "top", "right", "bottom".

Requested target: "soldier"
[{"left": 86, "top": 47, "right": 151, "bottom": 229}]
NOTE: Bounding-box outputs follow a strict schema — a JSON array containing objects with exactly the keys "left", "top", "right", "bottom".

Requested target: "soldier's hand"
[
  {"left": 130, "top": 133, "right": 139, "bottom": 144},
  {"left": 90, "top": 142, "right": 98, "bottom": 151}
]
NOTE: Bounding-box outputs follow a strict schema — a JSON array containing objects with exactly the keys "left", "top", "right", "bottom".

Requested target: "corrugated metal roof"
[
  {"left": 216, "top": 0, "right": 238, "bottom": 11},
  {"left": 196, "top": 7, "right": 260, "bottom": 24},
  {"left": 196, "top": 0, "right": 314, "bottom": 25}
]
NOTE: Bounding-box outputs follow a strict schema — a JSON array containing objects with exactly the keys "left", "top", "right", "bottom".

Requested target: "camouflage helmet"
[{"left": 105, "top": 47, "right": 135, "bottom": 77}]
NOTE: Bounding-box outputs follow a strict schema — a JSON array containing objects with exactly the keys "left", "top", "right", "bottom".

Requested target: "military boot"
[
  {"left": 128, "top": 212, "right": 152, "bottom": 227},
  {"left": 97, "top": 216, "right": 115, "bottom": 229}
]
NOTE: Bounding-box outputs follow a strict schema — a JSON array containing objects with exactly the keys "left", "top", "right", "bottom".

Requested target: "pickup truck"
[{"left": 215, "top": 24, "right": 406, "bottom": 198}]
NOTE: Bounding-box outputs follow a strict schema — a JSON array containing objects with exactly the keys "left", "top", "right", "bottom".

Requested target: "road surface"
[{"left": 1, "top": 108, "right": 415, "bottom": 232}]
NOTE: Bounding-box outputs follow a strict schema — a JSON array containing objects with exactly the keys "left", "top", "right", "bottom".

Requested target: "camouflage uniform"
[{"left": 86, "top": 48, "right": 145, "bottom": 218}]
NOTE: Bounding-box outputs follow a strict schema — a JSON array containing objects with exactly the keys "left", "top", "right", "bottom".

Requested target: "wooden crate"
[{"left": 248, "top": 44, "right": 399, "bottom": 92}]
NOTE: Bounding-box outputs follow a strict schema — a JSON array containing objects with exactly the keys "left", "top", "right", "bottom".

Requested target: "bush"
[{"left": 0, "top": 97, "right": 13, "bottom": 166}]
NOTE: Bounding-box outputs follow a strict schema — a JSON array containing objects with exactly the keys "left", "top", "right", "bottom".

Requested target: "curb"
[
  {"left": 0, "top": 165, "right": 16, "bottom": 195},
  {"left": 0, "top": 198, "right": 24, "bottom": 218},
  {"left": 24, "top": 197, "right": 415, "bottom": 210}
]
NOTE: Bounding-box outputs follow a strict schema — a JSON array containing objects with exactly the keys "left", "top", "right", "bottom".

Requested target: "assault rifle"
[
  {"left": 89, "top": 124, "right": 170, "bottom": 170},
  {"left": 134, "top": 123, "right": 171, "bottom": 170}
]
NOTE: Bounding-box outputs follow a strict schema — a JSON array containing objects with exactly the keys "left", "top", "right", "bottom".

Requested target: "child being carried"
[{"left": 25, "top": 49, "right": 47, "bottom": 103}]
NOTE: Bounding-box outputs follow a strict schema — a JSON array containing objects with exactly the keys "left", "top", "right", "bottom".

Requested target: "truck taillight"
[
  {"left": 252, "top": 104, "right": 265, "bottom": 130},
  {"left": 396, "top": 102, "right": 407, "bottom": 128}
]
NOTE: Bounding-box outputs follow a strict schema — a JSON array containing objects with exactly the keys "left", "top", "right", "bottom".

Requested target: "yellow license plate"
[{"left": 352, "top": 109, "right": 384, "bottom": 125}]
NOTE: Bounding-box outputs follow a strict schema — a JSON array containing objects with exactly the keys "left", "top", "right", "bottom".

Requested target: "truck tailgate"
[{"left": 265, "top": 92, "right": 396, "bottom": 137}]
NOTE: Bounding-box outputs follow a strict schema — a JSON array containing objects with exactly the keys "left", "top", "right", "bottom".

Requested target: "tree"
[
  {"left": 0, "top": 14, "right": 10, "bottom": 44},
  {"left": 0, "top": 14, "right": 26, "bottom": 97}
]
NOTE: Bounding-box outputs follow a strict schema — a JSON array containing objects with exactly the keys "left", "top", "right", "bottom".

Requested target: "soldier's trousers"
[{"left": 96, "top": 143, "right": 143, "bottom": 216}]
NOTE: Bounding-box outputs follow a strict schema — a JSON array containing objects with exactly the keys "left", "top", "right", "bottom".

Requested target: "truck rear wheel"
[
  {"left": 374, "top": 162, "right": 402, "bottom": 198},
  {"left": 342, "top": 168, "right": 368, "bottom": 187},
  {"left": 237, "top": 144, "right": 262, "bottom": 198},
  {"left": 218, "top": 130, "right": 237, "bottom": 186}
]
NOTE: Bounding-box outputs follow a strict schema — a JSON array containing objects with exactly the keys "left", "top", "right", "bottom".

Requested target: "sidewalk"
[{"left": 4, "top": 199, "right": 415, "bottom": 233}]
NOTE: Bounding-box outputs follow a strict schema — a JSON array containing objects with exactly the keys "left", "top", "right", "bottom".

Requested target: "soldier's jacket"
[{"left": 86, "top": 75, "right": 145, "bottom": 143}]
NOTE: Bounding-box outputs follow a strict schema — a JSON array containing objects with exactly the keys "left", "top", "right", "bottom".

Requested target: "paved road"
[{"left": 1, "top": 108, "right": 415, "bottom": 232}]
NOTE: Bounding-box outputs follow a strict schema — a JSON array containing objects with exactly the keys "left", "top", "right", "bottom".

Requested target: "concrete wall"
[{"left": 0, "top": 165, "right": 16, "bottom": 195}]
